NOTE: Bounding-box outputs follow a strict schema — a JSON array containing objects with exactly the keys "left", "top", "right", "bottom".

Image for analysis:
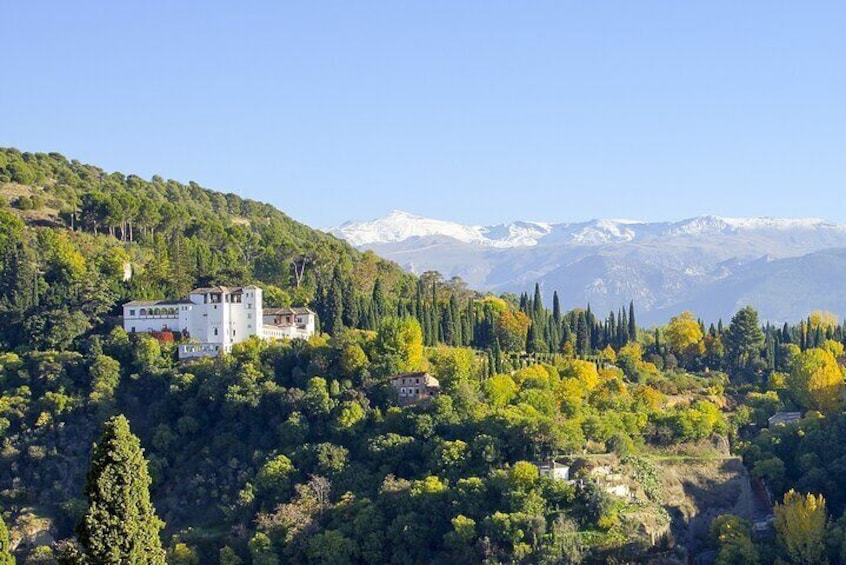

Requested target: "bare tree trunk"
[{"left": 293, "top": 259, "right": 307, "bottom": 287}]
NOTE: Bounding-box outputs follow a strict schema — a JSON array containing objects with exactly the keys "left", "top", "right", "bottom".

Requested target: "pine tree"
[
  {"left": 0, "top": 512, "right": 13, "bottom": 565},
  {"left": 77, "top": 415, "right": 166, "bottom": 565},
  {"left": 725, "top": 306, "right": 765, "bottom": 374}
]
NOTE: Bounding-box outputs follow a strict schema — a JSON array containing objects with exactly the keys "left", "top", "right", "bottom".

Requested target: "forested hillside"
[
  {"left": 3, "top": 149, "right": 846, "bottom": 564},
  {"left": 0, "top": 147, "right": 416, "bottom": 350}
]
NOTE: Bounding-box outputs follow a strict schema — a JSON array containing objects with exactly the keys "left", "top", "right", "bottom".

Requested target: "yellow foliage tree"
[
  {"left": 787, "top": 348, "right": 845, "bottom": 414},
  {"left": 808, "top": 310, "right": 839, "bottom": 332},
  {"left": 564, "top": 359, "right": 599, "bottom": 391},
  {"left": 774, "top": 489, "right": 828, "bottom": 565},
  {"left": 821, "top": 339, "right": 845, "bottom": 360},
  {"left": 665, "top": 311, "right": 704, "bottom": 355},
  {"left": 601, "top": 345, "right": 616, "bottom": 363},
  {"left": 483, "top": 374, "right": 518, "bottom": 408}
]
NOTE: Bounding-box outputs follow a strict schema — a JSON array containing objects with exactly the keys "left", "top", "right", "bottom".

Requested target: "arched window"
[
  {"left": 139, "top": 308, "right": 147, "bottom": 316},
  {"left": 153, "top": 308, "right": 161, "bottom": 315}
]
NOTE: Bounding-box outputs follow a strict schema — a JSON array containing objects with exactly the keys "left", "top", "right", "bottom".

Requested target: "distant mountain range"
[{"left": 327, "top": 211, "right": 846, "bottom": 324}]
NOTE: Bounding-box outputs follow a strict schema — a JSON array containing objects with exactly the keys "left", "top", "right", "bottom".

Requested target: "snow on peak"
[
  {"left": 569, "top": 219, "right": 641, "bottom": 245},
  {"left": 328, "top": 210, "right": 486, "bottom": 247},
  {"left": 327, "top": 212, "right": 846, "bottom": 248}
]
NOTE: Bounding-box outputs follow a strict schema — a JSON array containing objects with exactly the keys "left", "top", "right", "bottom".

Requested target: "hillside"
[{"left": 0, "top": 147, "right": 415, "bottom": 348}]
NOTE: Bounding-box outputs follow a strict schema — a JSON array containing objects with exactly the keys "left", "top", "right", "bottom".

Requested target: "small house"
[
  {"left": 389, "top": 372, "right": 440, "bottom": 406},
  {"left": 533, "top": 460, "right": 571, "bottom": 482},
  {"left": 767, "top": 411, "right": 802, "bottom": 427}
]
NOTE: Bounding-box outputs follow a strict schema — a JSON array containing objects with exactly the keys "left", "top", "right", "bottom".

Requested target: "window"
[
  {"left": 140, "top": 309, "right": 147, "bottom": 316},
  {"left": 131, "top": 327, "right": 136, "bottom": 332},
  {"left": 415, "top": 378, "right": 419, "bottom": 384},
  {"left": 247, "top": 313, "right": 252, "bottom": 319},
  {"left": 129, "top": 309, "right": 136, "bottom": 316},
  {"left": 232, "top": 329, "right": 236, "bottom": 336},
  {"left": 214, "top": 328, "right": 218, "bottom": 336}
]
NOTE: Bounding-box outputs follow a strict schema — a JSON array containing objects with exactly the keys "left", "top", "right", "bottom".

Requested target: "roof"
[
  {"left": 124, "top": 299, "right": 192, "bottom": 307},
  {"left": 388, "top": 372, "right": 440, "bottom": 387},
  {"left": 264, "top": 307, "right": 315, "bottom": 316},
  {"left": 190, "top": 285, "right": 233, "bottom": 294},
  {"left": 533, "top": 460, "right": 570, "bottom": 469},
  {"left": 768, "top": 412, "right": 802, "bottom": 425},
  {"left": 189, "top": 285, "right": 262, "bottom": 294}
]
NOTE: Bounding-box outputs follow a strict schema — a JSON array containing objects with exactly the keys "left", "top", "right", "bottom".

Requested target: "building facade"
[
  {"left": 122, "top": 286, "right": 315, "bottom": 359},
  {"left": 388, "top": 372, "right": 441, "bottom": 406}
]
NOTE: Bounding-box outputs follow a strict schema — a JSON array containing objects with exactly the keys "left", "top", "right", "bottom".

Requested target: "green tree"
[
  {"left": 724, "top": 306, "right": 765, "bottom": 375},
  {"left": 166, "top": 543, "right": 199, "bottom": 565},
  {"left": 374, "top": 317, "right": 425, "bottom": 375},
  {"left": 88, "top": 354, "right": 121, "bottom": 404},
  {"left": 305, "top": 530, "right": 357, "bottom": 565},
  {"left": 248, "top": 533, "right": 279, "bottom": 565},
  {"left": 77, "top": 415, "right": 166, "bottom": 564},
  {"left": 711, "top": 515, "right": 759, "bottom": 565},
  {"left": 0, "top": 512, "right": 13, "bottom": 565},
  {"left": 255, "top": 454, "right": 295, "bottom": 501},
  {"left": 219, "top": 546, "right": 242, "bottom": 565}
]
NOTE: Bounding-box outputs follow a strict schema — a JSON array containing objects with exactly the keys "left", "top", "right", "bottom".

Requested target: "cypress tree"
[
  {"left": 628, "top": 301, "right": 637, "bottom": 342},
  {"left": 576, "top": 312, "right": 589, "bottom": 355},
  {"left": 560, "top": 322, "right": 572, "bottom": 351},
  {"left": 77, "top": 415, "right": 166, "bottom": 565},
  {"left": 372, "top": 279, "right": 386, "bottom": 320},
  {"left": 532, "top": 283, "right": 544, "bottom": 319},
  {"left": 552, "top": 291, "right": 561, "bottom": 325},
  {"left": 0, "top": 512, "right": 13, "bottom": 565}
]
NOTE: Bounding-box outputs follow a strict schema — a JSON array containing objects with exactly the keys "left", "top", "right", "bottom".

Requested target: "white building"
[
  {"left": 122, "top": 286, "right": 316, "bottom": 359},
  {"left": 262, "top": 307, "right": 317, "bottom": 340},
  {"left": 533, "top": 460, "right": 571, "bottom": 482}
]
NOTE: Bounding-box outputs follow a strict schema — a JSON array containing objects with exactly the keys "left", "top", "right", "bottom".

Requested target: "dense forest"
[{"left": 2, "top": 149, "right": 846, "bottom": 564}]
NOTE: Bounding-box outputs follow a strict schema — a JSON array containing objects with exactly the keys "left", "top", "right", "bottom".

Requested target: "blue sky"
[{"left": 2, "top": 2, "right": 845, "bottom": 227}]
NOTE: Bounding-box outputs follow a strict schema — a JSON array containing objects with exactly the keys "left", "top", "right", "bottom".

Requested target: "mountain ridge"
[
  {"left": 327, "top": 210, "right": 844, "bottom": 248},
  {"left": 327, "top": 210, "right": 846, "bottom": 324}
]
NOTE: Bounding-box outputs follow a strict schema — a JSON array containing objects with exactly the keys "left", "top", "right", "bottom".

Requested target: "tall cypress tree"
[
  {"left": 552, "top": 291, "right": 561, "bottom": 325},
  {"left": 532, "top": 283, "right": 544, "bottom": 319},
  {"left": 77, "top": 415, "right": 166, "bottom": 565},
  {"left": 576, "top": 312, "right": 590, "bottom": 355},
  {"left": 628, "top": 301, "right": 637, "bottom": 342},
  {"left": 0, "top": 512, "right": 13, "bottom": 565}
]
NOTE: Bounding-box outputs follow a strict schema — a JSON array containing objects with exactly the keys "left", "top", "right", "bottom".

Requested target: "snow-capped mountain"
[
  {"left": 326, "top": 211, "right": 846, "bottom": 324},
  {"left": 329, "top": 210, "right": 552, "bottom": 248}
]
